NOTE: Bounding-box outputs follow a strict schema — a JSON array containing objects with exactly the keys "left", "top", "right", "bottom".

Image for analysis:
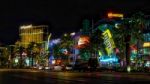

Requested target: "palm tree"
[
  {"left": 53, "top": 43, "right": 61, "bottom": 60},
  {"left": 27, "top": 42, "right": 34, "bottom": 67},
  {"left": 87, "top": 29, "right": 104, "bottom": 69},
  {"left": 27, "top": 42, "right": 41, "bottom": 67},
  {"left": 19, "top": 46, "right": 24, "bottom": 68},
  {"left": 113, "top": 12, "right": 145, "bottom": 69},
  {"left": 60, "top": 33, "right": 74, "bottom": 64},
  {"left": 90, "top": 28, "right": 104, "bottom": 58},
  {"left": 52, "top": 33, "right": 74, "bottom": 65},
  {"left": 77, "top": 35, "right": 90, "bottom": 61}
]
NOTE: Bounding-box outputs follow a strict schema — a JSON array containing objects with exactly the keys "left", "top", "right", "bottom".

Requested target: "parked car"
[
  {"left": 54, "top": 65, "right": 63, "bottom": 71},
  {"left": 65, "top": 64, "right": 73, "bottom": 71},
  {"left": 44, "top": 66, "right": 51, "bottom": 71},
  {"left": 38, "top": 66, "right": 44, "bottom": 70},
  {"left": 73, "top": 58, "right": 99, "bottom": 72},
  {"left": 88, "top": 58, "right": 99, "bottom": 71},
  {"left": 32, "top": 66, "right": 38, "bottom": 70},
  {"left": 73, "top": 62, "right": 89, "bottom": 72}
]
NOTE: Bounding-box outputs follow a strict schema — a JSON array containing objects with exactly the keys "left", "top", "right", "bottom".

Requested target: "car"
[
  {"left": 32, "top": 66, "right": 38, "bottom": 70},
  {"left": 44, "top": 66, "right": 51, "bottom": 71},
  {"left": 73, "top": 58, "right": 99, "bottom": 72},
  {"left": 73, "top": 63, "right": 89, "bottom": 72},
  {"left": 65, "top": 64, "right": 73, "bottom": 71},
  {"left": 38, "top": 66, "right": 44, "bottom": 70},
  {"left": 54, "top": 65, "right": 63, "bottom": 71},
  {"left": 88, "top": 58, "right": 99, "bottom": 71}
]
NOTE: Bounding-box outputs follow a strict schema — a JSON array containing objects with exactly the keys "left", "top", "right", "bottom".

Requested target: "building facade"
[
  {"left": 142, "top": 17, "right": 150, "bottom": 67},
  {"left": 19, "top": 24, "right": 48, "bottom": 48}
]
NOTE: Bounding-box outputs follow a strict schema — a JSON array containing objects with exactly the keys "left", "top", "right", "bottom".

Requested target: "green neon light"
[
  {"left": 47, "top": 33, "right": 52, "bottom": 50},
  {"left": 98, "top": 50, "right": 102, "bottom": 56}
]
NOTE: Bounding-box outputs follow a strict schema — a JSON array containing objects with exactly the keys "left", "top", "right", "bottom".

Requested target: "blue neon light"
[
  {"left": 99, "top": 56, "right": 118, "bottom": 62},
  {"left": 49, "top": 55, "right": 54, "bottom": 64}
]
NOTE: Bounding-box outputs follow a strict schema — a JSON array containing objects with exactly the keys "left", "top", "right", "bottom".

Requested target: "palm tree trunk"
[
  {"left": 32, "top": 54, "right": 34, "bottom": 67},
  {"left": 125, "top": 35, "right": 131, "bottom": 68},
  {"left": 19, "top": 47, "right": 23, "bottom": 68},
  {"left": 126, "top": 42, "right": 130, "bottom": 66},
  {"left": 20, "top": 52, "right": 22, "bottom": 68}
]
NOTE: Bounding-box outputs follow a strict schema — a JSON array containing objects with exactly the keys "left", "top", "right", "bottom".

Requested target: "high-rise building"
[{"left": 19, "top": 24, "right": 48, "bottom": 48}]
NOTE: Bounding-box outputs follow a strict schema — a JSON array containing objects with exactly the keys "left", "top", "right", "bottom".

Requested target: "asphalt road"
[{"left": 0, "top": 69, "right": 150, "bottom": 84}]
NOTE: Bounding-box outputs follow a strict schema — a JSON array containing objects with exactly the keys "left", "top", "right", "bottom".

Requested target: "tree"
[
  {"left": 90, "top": 29, "right": 104, "bottom": 58},
  {"left": 60, "top": 33, "right": 74, "bottom": 64},
  {"left": 27, "top": 42, "right": 41, "bottom": 67},
  {"left": 52, "top": 33, "right": 74, "bottom": 65},
  {"left": 0, "top": 47, "right": 9, "bottom": 68},
  {"left": 113, "top": 12, "right": 145, "bottom": 69},
  {"left": 53, "top": 43, "right": 62, "bottom": 64},
  {"left": 77, "top": 35, "right": 90, "bottom": 61},
  {"left": 19, "top": 46, "right": 25, "bottom": 68}
]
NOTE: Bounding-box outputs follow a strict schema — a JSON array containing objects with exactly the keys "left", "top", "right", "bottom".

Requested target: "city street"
[
  {"left": 0, "top": 69, "right": 150, "bottom": 84},
  {"left": 0, "top": 1, "right": 150, "bottom": 84}
]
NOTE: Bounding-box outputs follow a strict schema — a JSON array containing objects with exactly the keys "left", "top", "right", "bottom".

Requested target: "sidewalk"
[
  {"left": 0, "top": 68, "right": 39, "bottom": 72},
  {"left": 1, "top": 68, "right": 150, "bottom": 76},
  {"left": 97, "top": 71, "right": 150, "bottom": 75}
]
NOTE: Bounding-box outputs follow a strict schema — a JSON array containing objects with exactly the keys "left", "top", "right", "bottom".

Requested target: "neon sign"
[
  {"left": 100, "top": 58, "right": 118, "bottom": 62},
  {"left": 108, "top": 13, "right": 123, "bottom": 18},
  {"left": 102, "top": 29, "right": 115, "bottom": 56},
  {"left": 143, "top": 42, "right": 150, "bottom": 47}
]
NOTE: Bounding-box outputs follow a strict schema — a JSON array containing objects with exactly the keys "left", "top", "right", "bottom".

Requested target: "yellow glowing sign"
[
  {"left": 108, "top": 13, "right": 123, "bottom": 18},
  {"left": 143, "top": 42, "right": 150, "bottom": 47},
  {"left": 98, "top": 50, "right": 102, "bottom": 56},
  {"left": 103, "top": 29, "right": 115, "bottom": 56},
  {"left": 103, "top": 29, "right": 112, "bottom": 38}
]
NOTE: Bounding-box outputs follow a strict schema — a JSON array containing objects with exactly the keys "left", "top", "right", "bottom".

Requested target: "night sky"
[{"left": 0, "top": 0, "right": 150, "bottom": 45}]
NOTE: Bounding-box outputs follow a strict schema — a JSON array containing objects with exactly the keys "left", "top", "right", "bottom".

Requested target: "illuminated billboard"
[
  {"left": 77, "top": 36, "right": 90, "bottom": 49},
  {"left": 102, "top": 29, "right": 115, "bottom": 56}
]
